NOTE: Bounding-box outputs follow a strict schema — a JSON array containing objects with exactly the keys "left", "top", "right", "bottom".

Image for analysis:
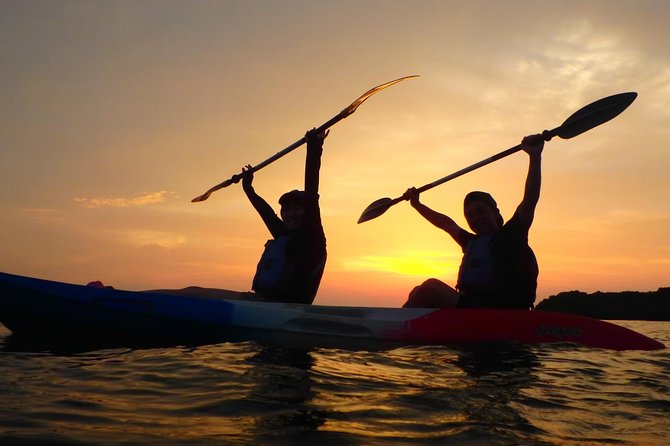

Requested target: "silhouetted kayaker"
[
  {"left": 144, "top": 129, "right": 327, "bottom": 303},
  {"left": 402, "top": 134, "right": 544, "bottom": 309},
  {"left": 240, "top": 128, "right": 328, "bottom": 304}
]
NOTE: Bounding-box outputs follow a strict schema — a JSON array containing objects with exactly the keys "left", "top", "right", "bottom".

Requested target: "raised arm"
[
  {"left": 404, "top": 187, "right": 465, "bottom": 244},
  {"left": 303, "top": 128, "right": 327, "bottom": 229},
  {"left": 304, "top": 128, "right": 327, "bottom": 198},
  {"left": 515, "top": 134, "right": 544, "bottom": 227},
  {"left": 242, "top": 165, "right": 285, "bottom": 237}
]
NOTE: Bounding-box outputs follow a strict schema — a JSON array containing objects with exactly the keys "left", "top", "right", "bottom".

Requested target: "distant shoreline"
[{"left": 536, "top": 288, "right": 670, "bottom": 321}]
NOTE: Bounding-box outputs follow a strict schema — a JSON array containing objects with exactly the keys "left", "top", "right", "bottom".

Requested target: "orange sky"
[{"left": 1, "top": 0, "right": 669, "bottom": 306}]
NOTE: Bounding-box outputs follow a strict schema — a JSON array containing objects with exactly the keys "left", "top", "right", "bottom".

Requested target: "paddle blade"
[
  {"left": 341, "top": 75, "right": 419, "bottom": 116},
  {"left": 557, "top": 92, "right": 637, "bottom": 139},
  {"left": 191, "top": 193, "right": 210, "bottom": 203},
  {"left": 191, "top": 174, "right": 242, "bottom": 202},
  {"left": 357, "top": 197, "right": 396, "bottom": 224}
]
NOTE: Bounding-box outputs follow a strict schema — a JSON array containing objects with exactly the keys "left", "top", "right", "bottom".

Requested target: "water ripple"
[{"left": 1, "top": 323, "right": 670, "bottom": 445}]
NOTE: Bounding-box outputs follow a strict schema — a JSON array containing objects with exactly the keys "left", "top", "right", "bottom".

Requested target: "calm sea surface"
[{"left": 1, "top": 321, "right": 669, "bottom": 446}]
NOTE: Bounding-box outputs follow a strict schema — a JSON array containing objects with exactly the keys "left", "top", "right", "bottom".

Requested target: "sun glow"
[{"left": 342, "top": 250, "right": 460, "bottom": 278}]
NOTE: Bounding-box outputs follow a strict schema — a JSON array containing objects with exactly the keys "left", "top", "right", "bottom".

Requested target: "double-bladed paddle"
[
  {"left": 192, "top": 75, "right": 419, "bottom": 203},
  {"left": 357, "top": 92, "right": 638, "bottom": 224}
]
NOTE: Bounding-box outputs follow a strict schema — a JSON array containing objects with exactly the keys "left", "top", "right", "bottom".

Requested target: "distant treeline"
[{"left": 536, "top": 288, "right": 670, "bottom": 321}]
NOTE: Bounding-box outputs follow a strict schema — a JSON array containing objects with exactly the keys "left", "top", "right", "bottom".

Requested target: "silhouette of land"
[{"left": 536, "top": 287, "right": 670, "bottom": 320}]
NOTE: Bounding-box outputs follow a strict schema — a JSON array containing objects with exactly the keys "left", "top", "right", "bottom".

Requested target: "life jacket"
[
  {"left": 456, "top": 234, "right": 497, "bottom": 294},
  {"left": 252, "top": 236, "right": 294, "bottom": 295},
  {"left": 456, "top": 230, "right": 538, "bottom": 309},
  {"left": 252, "top": 235, "right": 326, "bottom": 303}
]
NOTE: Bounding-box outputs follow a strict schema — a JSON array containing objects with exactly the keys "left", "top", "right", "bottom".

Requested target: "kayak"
[{"left": 0, "top": 272, "right": 664, "bottom": 351}]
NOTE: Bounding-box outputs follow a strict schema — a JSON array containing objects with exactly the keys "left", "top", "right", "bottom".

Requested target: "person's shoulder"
[
  {"left": 497, "top": 211, "right": 531, "bottom": 246},
  {"left": 503, "top": 209, "right": 528, "bottom": 230},
  {"left": 456, "top": 228, "right": 475, "bottom": 246}
]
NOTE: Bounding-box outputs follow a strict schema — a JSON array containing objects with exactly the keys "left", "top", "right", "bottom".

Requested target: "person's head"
[
  {"left": 463, "top": 191, "right": 503, "bottom": 234},
  {"left": 278, "top": 190, "right": 306, "bottom": 230}
]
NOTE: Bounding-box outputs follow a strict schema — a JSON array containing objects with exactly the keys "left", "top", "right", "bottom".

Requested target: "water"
[{"left": 1, "top": 321, "right": 669, "bottom": 445}]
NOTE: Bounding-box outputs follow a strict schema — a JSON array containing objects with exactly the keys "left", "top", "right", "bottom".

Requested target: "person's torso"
[
  {"left": 252, "top": 229, "right": 326, "bottom": 304},
  {"left": 456, "top": 214, "right": 538, "bottom": 309}
]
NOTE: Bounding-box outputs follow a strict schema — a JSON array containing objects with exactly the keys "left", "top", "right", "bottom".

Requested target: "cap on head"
[
  {"left": 278, "top": 189, "right": 306, "bottom": 207},
  {"left": 464, "top": 191, "right": 497, "bottom": 210}
]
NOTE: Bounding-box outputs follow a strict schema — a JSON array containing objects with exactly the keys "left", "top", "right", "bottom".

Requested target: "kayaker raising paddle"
[
  {"left": 402, "top": 134, "right": 544, "bottom": 309},
  {"left": 144, "top": 129, "right": 328, "bottom": 303},
  {"left": 240, "top": 128, "right": 328, "bottom": 304}
]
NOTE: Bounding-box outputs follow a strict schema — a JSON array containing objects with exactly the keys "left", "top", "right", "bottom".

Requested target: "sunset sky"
[{"left": 1, "top": 0, "right": 669, "bottom": 307}]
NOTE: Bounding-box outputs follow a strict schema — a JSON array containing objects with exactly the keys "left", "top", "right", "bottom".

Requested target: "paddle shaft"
[
  {"left": 190, "top": 129, "right": 325, "bottom": 202},
  {"left": 406, "top": 91, "right": 638, "bottom": 198},
  {"left": 222, "top": 112, "right": 344, "bottom": 186},
  {"left": 418, "top": 129, "right": 555, "bottom": 193},
  {"left": 192, "top": 75, "right": 418, "bottom": 202},
  {"left": 380, "top": 140, "right": 543, "bottom": 210},
  {"left": 357, "top": 91, "right": 637, "bottom": 223}
]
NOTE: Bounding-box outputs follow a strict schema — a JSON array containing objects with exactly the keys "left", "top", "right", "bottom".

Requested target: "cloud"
[
  {"left": 121, "top": 230, "right": 186, "bottom": 249},
  {"left": 21, "top": 207, "right": 60, "bottom": 215},
  {"left": 74, "top": 191, "right": 177, "bottom": 208},
  {"left": 20, "top": 207, "right": 67, "bottom": 223}
]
